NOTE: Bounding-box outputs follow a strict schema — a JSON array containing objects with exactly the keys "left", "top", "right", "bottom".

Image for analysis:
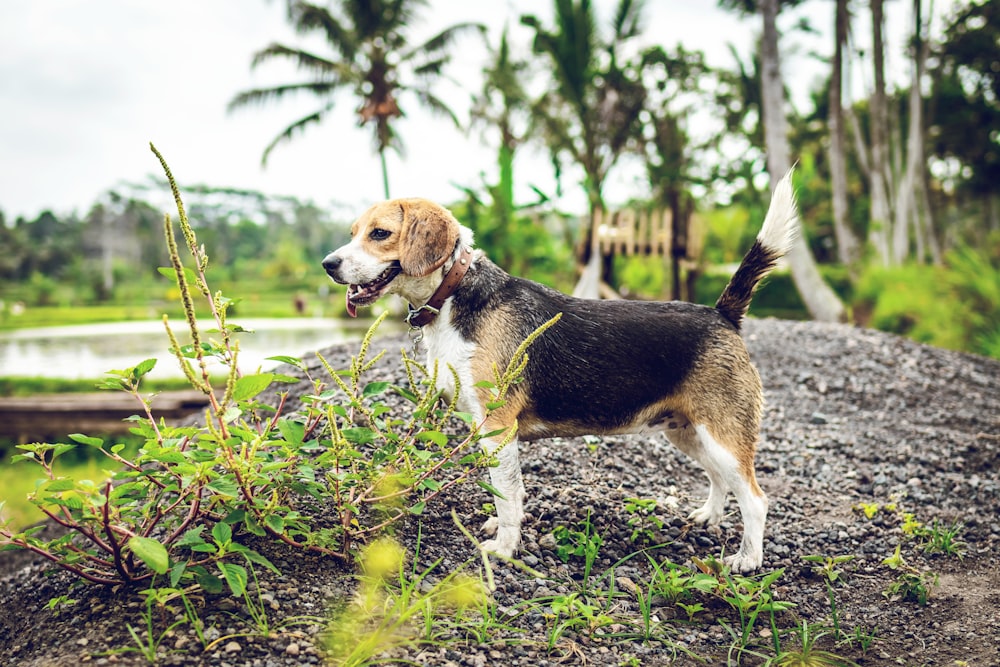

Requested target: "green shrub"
[
  {"left": 0, "top": 145, "right": 550, "bottom": 592},
  {"left": 853, "top": 244, "right": 1000, "bottom": 358}
]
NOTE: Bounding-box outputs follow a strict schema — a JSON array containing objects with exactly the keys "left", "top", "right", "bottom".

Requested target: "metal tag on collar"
[
  {"left": 405, "top": 303, "right": 440, "bottom": 326},
  {"left": 408, "top": 325, "right": 424, "bottom": 352}
]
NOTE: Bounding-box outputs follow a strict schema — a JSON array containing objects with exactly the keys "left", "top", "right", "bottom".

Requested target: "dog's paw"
[
  {"left": 688, "top": 503, "right": 723, "bottom": 526},
  {"left": 479, "top": 537, "right": 517, "bottom": 559},
  {"left": 724, "top": 551, "right": 762, "bottom": 574},
  {"left": 480, "top": 517, "right": 499, "bottom": 537}
]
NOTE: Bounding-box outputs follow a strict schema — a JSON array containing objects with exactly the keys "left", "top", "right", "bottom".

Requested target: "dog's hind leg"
[
  {"left": 688, "top": 424, "right": 767, "bottom": 573},
  {"left": 663, "top": 418, "right": 730, "bottom": 526},
  {"left": 479, "top": 435, "right": 526, "bottom": 559}
]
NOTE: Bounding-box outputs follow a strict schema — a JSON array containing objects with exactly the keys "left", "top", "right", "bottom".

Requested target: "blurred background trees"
[{"left": 2, "top": 0, "right": 998, "bottom": 357}]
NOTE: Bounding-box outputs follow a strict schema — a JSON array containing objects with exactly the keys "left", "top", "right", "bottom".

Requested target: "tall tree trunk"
[
  {"left": 760, "top": 0, "right": 846, "bottom": 322},
  {"left": 829, "top": 0, "right": 860, "bottom": 267},
  {"left": 869, "top": 0, "right": 893, "bottom": 265},
  {"left": 379, "top": 148, "right": 390, "bottom": 200},
  {"left": 894, "top": 0, "right": 939, "bottom": 264}
]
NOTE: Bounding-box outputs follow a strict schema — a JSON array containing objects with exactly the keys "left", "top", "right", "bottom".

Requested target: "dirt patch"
[{"left": 1, "top": 318, "right": 998, "bottom": 666}]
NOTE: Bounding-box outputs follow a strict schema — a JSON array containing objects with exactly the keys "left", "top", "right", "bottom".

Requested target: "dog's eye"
[{"left": 369, "top": 228, "right": 391, "bottom": 241}]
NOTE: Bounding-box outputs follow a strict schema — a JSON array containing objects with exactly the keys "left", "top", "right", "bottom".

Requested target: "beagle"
[{"left": 322, "top": 172, "right": 798, "bottom": 572}]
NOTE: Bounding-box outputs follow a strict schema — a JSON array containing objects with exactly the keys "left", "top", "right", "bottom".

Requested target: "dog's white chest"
[{"left": 420, "top": 304, "right": 479, "bottom": 416}]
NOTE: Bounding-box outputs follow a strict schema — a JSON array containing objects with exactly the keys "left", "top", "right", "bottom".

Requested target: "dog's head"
[{"left": 323, "top": 198, "right": 468, "bottom": 316}]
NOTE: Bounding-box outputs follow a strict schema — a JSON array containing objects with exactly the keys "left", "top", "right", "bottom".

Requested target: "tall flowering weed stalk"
[{"left": 0, "top": 144, "right": 556, "bottom": 594}]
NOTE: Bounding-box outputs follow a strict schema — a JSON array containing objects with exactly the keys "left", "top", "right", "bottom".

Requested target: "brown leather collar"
[{"left": 405, "top": 246, "right": 474, "bottom": 328}]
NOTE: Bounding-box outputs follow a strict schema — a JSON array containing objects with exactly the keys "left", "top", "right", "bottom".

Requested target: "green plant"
[
  {"left": 647, "top": 556, "right": 718, "bottom": 606},
  {"left": 802, "top": 554, "right": 855, "bottom": 640},
  {"left": 915, "top": 519, "right": 966, "bottom": 557},
  {"left": 545, "top": 590, "right": 615, "bottom": 650},
  {"left": 43, "top": 594, "right": 79, "bottom": 617},
  {"left": 881, "top": 545, "right": 938, "bottom": 605},
  {"left": 715, "top": 566, "right": 795, "bottom": 661},
  {"left": 551, "top": 512, "right": 604, "bottom": 589},
  {"left": 323, "top": 531, "right": 489, "bottom": 666},
  {"left": 118, "top": 586, "right": 189, "bottom": 664},
  {"left": 766, "top": 620, "right": 859, "bottom": 667},
  {"left": 0, "top": 146, "right": 555, "bottom": 596},
  {"left": 840, "top": 625, "right": 878, "bottom": 655},
  {"left": 624, "top": 497, "right": 665, "bottom": 544}
]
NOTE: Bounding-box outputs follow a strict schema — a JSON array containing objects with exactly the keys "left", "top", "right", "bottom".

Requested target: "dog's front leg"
[{"left": 478, "top": 435, "right": 525, "bottom": 558}]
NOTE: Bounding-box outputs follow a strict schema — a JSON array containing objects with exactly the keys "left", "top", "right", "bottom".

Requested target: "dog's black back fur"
[{"left": 450, "top": 257, "right": 737, "bottom": 437}]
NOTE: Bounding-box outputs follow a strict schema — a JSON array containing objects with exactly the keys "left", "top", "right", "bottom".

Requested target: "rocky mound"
[{"left": 1, "top": 318, "right": 998, "bottom": 666}]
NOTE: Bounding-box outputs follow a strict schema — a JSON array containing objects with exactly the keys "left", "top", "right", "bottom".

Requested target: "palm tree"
[
  {"left": 467, "top": 26, "right": 532, "bottom": 270},
  {"left": 521, "top": 0, "right": 651, "bottom": 215},
  {"left": 521, "top": 0, "right": 653, "bottom": 293},
  {"left": 229, "top": 0, "right": 483, "bottom": 199}
]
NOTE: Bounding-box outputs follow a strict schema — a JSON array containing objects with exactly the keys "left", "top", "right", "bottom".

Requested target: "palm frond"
[
  {"left": 413, "top": 22, "right": 486, "bottom": 56},
  {"left": 407, "top": 89, "right": 461, "bottom": 128},
  {"left": 612, "top": 0, "right": 646, "bottom": 43},
  {"left": 250, "top": 43, "right": 340, "bottom": 76},
  {"left": 287, "top": 1, "right": 357, "bottom": 60},
  {"left": 227, "top": 82, "right": 339, "bottom": 113}
]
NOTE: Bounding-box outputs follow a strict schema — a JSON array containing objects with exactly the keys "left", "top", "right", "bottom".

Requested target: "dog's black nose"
[{"left": 322, "top": 254, "right": 342, "bottom": 274}]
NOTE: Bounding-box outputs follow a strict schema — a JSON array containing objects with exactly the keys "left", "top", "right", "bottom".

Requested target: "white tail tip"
[{"left": 757, "top": 169, "right": 798, "bottom": 256}]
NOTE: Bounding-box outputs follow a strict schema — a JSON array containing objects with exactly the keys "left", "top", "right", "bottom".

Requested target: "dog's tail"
[{"left": 715, "top": 169, "right": 798, "bottom": 330}]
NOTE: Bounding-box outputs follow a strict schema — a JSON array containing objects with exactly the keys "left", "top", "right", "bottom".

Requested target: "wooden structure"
[
  {"left": 0, "top": 390, "right": 212, "bottom": 441},
  {"left": 574, "top": 206, "right": 703, "bottom": 300}
]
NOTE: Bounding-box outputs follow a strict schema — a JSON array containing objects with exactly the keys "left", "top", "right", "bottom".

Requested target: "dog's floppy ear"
[{"left": 398, "top": 200, "right": 460, "bottom": 276}]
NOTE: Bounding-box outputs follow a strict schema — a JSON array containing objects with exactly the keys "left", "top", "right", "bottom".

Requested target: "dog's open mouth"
[{"left": 345, "top": 264, "right": 401, "bottom": 317}]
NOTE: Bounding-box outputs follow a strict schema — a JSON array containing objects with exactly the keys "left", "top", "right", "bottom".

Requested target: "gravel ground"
[{"left": 1, "top": 317, "right": 998, "bottom": 666}]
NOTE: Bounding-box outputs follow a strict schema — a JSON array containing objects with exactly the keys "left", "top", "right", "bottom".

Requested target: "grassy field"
[{"left": 0, "top": 439, "right": 140, "bottom": 531}]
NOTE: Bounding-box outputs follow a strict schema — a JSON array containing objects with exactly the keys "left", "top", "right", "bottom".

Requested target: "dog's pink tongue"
[{"left": 346, "top": 289, "right": 357, "bottom": 318}]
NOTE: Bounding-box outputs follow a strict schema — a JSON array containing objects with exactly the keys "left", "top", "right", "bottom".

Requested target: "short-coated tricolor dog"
[{"left": 323, "top": 172, "right": 797, "bottom": 572}]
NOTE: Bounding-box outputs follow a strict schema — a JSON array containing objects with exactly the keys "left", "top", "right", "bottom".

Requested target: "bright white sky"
[{"left": 0, "top": 0, "right": 959, "bottom": 222}]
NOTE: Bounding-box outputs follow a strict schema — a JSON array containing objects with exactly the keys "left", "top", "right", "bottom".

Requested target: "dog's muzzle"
[
  {"left": 322, "top": 252, "right": 401, "bottom": 318},
  {"left": 322, "top": 253, "right": 347, "bottom": 283}
]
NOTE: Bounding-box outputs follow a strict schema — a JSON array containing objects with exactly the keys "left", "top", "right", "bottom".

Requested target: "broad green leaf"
[
  {"left": 129, "top": 536, "right": 169, "bottom": 575},
  {"left": 362, "top": 381, "right": 391, "bottom": 398},
  {"left": 394, "top": 387, "right": 419, "bottom": 403},
  {"left": 133, "top": 358, "right": 157, "bottom": 378},
  {"left": 169, "top": 561, "right": 187, "bottom": 588},
  {"left": 278, "top": 420, "right": 305, "bottom": 445},
  {"left": 416, "top": 431, "right": 448, "bottom": 447},
  {"left": 69, "top": 434, "right": 104, "bottom": 448},
  {"left": 237, "top": 548, "right": 281, "bottom": 575},
  {"left": 266, "top": 355, "right": 305, "bottom": 369},
  {"left": 206, "top": 478, "right": 239, "bottom": 497},
  {"left": 42, "top": 479, "right": 77, "bottom": 492},
  {"left": 157, "top": 266, "right": 198, "bottom": 284},
  {"left": 222, "top": 509, "right": 246, "bottom": 524},
  {"left": 176, "top": 526, "right": 207, "bottom": 548},
  {"left": 212, "top": 522, "right": 232, "bottom": 545},
  {"left": 409, "top": 501, "right": 426, "bottom": 516},
  {"left": 219, "top": 562, "right": 247, "bottom": 597},
  {"left": 264, "top": 514, "right": 285, "bottom": 534},
  {"left": 197, "top": 572, "right": 224, "bottom": 594},
  {"left": 419, "top": 479, "right": 442, "bottom": 492},
  {"left": 232, "top": 374, "right": 274, "bottom": 402},
  {"left": 342, "top": 428, "right": 375, "bottom": 445}
]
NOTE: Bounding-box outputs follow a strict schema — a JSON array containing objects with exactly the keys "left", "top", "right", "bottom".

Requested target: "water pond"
[{"left": 0, "top": 318, "right": 391, "bottom": 380}]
